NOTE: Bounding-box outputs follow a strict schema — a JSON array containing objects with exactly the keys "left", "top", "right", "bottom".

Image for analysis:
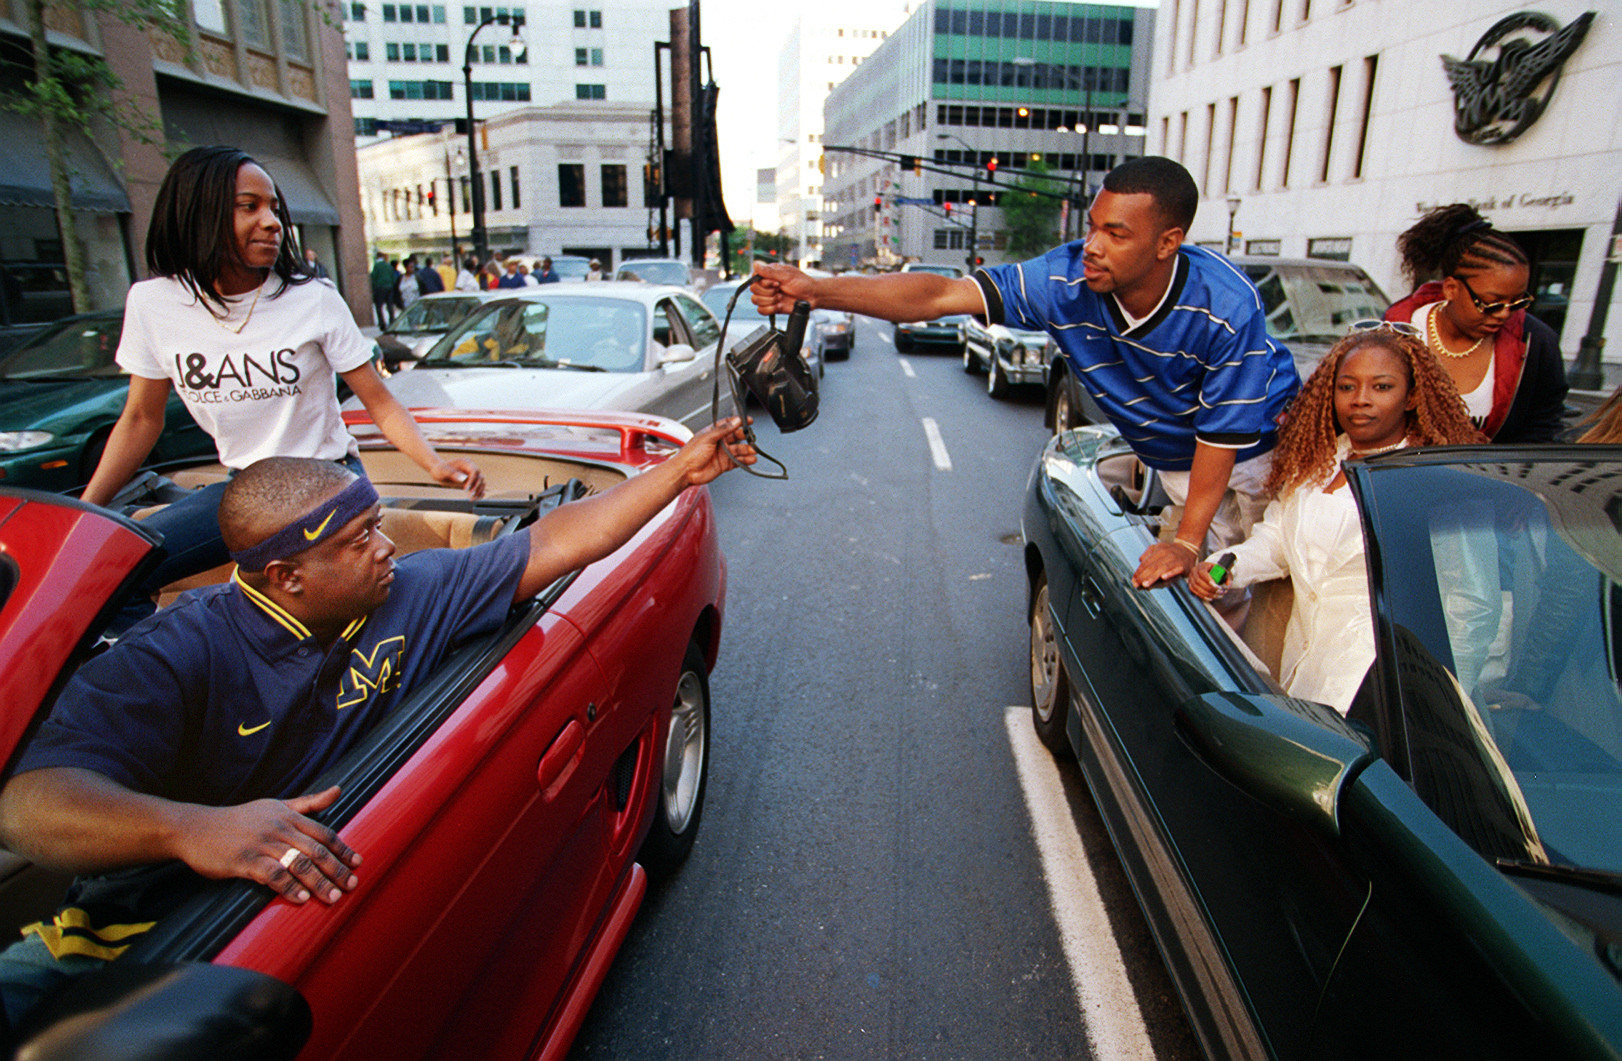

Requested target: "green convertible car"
[
  {"left": 0, "top": 310, "right": 213, "bottom": 492},
  {"left": 1023, "top": 427, "right": 1622, "bottom": 1059}
]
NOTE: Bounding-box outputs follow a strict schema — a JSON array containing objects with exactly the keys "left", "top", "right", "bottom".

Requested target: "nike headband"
[{"left": 229, "top": 475, "right": 381, "bottom": 572}]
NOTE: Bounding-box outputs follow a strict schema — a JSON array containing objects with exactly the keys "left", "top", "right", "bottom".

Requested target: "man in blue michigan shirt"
[
  {"left": 752, "top": 156, "right": 1298, "bottom": 590},
  {"left": 0, "top": 418, "right": 754, "bottom": 1030}
]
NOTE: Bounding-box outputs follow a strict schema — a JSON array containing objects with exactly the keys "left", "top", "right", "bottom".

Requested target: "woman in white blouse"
[{"left": 1189, "top": 324, "right": 1482, "bottom": 714}]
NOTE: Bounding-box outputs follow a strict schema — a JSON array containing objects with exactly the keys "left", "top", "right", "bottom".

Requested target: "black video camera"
[{"left": 724, "top": 299, "right": 819, "bottom": 434}]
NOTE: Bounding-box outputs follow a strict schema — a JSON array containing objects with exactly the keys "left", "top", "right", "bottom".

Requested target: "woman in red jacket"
[{"left": 1385, "top": 203, "right": 1568, "bottom": 443}]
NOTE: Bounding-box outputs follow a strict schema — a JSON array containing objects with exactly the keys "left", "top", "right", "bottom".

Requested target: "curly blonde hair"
[
  {"left": 1265, "top": 330, "right": 1484, "bottom": 496},
  {"left": 1578, "top": 385, "right": 1622, "bottom": 444}
]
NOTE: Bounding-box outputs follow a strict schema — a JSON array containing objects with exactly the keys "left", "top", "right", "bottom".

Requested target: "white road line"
[
  {"left": 920, "top": 417, "right": 953, "bottom": 471},
  {"left": 898, "top": 358, "right": 916, "bottom": 378},
  {"left": 1004, "top": 706, "right": 1158, "bottom": 1061}
]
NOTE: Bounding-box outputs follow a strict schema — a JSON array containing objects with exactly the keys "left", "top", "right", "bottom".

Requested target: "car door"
[
  {"left": 219, "top": 605, "right": 625, "bottom": 1060},
  {"left": 654, "top": 294, "right": 719, "bottom": 432},
  {"left": 1044, "top": 447, "right": 1376, "bottom": 1058},
  {"left": 1308, "top": 453, "right": 1622, "bottom": 1057}
]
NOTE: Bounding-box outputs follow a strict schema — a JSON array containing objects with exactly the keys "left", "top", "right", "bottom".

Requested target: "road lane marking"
[
  {"left": 898, "top": 358, "right": 916, "bottom": 378},
  {"left": 1004, "top": 706, "right": 1157, "bottom": 1061},
  {"left": 920, "top": 417, "right": 953, "bottom": 471}
]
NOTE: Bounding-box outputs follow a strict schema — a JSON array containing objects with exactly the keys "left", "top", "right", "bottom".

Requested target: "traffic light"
[
  {"left": 900, "top": 154, "right": 920, "bottom": 175},
  {"left": 985, "top": 157, "right": 998, "bottom": 176},
  {"left": 425, "top": 188, "right": 435, "bottom": 206},
  {"left": 874, "top": 195, "right": 883, "bottom": 210},
  {"left": 973, "top": 255, "right": 985, "bottom": 266},
  {"left": 944, "top": 202, "right": 952, "bottom": 217}
]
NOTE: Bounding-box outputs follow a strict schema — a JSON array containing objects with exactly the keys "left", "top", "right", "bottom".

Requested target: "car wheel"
[
  {"left": 1052, "top": 374, "right": 1083, "bottom": 435},
  {"left": 1030, "top": 575, "right": 1070, "bottom": 757},
  {"left": 641, "top": 642, "right": 710, "bottom": 877},
  {"left": 963, "top": 344, "right": 979, "bottom": 374},
  {"left": 988, "top": 354, "right": 1010, "bottom": 399}
]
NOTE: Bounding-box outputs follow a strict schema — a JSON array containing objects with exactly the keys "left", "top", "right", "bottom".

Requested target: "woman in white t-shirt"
[{"left": 84, "top": 146, "right": 485, "bottom": 626}]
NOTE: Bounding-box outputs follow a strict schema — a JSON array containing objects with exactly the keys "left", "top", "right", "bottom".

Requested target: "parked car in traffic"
[
  {"left": 1045, "top": 256, "right": 1390, "bottom": 433},
  {"left": 1023, "top": 427, "right": 1622, "bottom": 1058},
  {"left": 0, "top": 308, "right": 214, "bottom": 491},
  {"left": 357, "top": 282, "right": 725, "bottom": 433},
  {"left": 0, "top": 407, "right": 724, "bottom": 1059},
  {"left": 615, "top": 258, "right": 697, "bottom": 289},
  {"left": 899, "top": 262, "right": 965, "bottom": 279},
  {"left": 373, "top": 292, "right": 496, "bottom": 371},
  {"left": 894, "top": 313, "right": 972, "bottom": 355},
  {"left": 962, "top": 317, "right": 1051, "bottom": 397}
]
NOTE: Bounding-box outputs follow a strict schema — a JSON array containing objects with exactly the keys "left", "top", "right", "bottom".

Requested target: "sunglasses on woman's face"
[{"left": 1452, "top": 274, "right": 1534, "bottom": 316}]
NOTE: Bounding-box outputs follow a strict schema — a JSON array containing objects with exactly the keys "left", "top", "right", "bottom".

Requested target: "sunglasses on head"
[
  {"left": 1348, "top": 319, "right": 1421, "bottom": 338},
  {"left": 1452, "top": 274, "right": 1534, "bottom": 316}
]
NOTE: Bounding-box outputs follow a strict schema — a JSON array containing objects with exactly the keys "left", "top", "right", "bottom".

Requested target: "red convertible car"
[{"left": 0, "top": 409, "right": 724, "bottom": 1059}]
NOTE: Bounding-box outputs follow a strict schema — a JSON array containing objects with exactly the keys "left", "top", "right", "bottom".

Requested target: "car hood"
[
  {"left": 359, "top": 366, "right": 650, "bottom": 412},
  {"left": 0, "top": 377, "right": 125, "bottom": 433}
]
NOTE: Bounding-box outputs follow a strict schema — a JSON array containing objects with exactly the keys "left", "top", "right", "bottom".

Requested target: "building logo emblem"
[{"left": 1442, "top": 11, "right": 1593, "bottom": 146}]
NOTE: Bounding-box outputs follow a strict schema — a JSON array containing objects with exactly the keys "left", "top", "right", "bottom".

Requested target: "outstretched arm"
[
  {"left": 0, "top": 767, "right": 361, "bottom": 905},
  {"left": 514, "top": 418, "right": 755, "bottom": 600},
  {"left": 749, "top": 263, "right": 985, "bottom": 323},
  {"left": 342, "top": 362, "right": 487, "bottom": 499}
]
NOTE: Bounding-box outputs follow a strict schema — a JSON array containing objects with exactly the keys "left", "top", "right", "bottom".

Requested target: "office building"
[
  {"left": 343, "top": 0, "right": 670, "bottom": 141},
  {"left": 1150, "top": 1, "right": 1619, "bottom": 371},
  {"left": 820, "top": 0, "right": 1155, "bottom": 270},
  {"left": 774, "top": 4, "right": 912, "bottom": 266},
  {"left": 1, "top": 0, "right": 368, "bottom": 321}
]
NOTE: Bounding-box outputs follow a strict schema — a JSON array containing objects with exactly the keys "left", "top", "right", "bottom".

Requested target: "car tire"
[
  {"left": 1051, "top": 372, "right": 1085, "bottom": 435},
  {"left": 963, "top": 344, "right": 980, "bottom": 375},
  {"left": 988, "top": 354, "right": 1010, "bottom": 399},
  {"left": 1030, "top": 575, "right": 1070, "bottom": 758},
  {"left": 641, "top": 642, "right": 710, "bottom": 878}
]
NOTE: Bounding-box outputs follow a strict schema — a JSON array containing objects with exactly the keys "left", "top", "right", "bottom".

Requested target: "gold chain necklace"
[
  {"left": 1427, "top": 304, "right": 1485, "bottom": 359},
  {"left": 211, "top": 281, "right": 264, "bottom": 335}
]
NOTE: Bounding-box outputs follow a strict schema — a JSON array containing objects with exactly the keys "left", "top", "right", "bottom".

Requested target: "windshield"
[
  {"left": 424, "top": 297, "right": 648, "bottom": 372},
  {"left": 617, "top": 261, "right": 689, "bottom": 286},
  {"left": 905, "top": 264, "right": 963, "bottom": 278},
  {"left": 1362, "top": 458, "right": 1622, "bottom": 878},
  {"left": 0, "top": 316, "right": 123, "bottom": 380},
  {"left": 385, "top": 296, "right": 481, "bottom": 335},
  {"left": 700, "top": 286, "right": 772, "bottom": 326},
  {"left": 1243, "top": 264, "right": 1388, "bottom": 344},
  {"left": 551, "top": 259, "right": 591, "bottom": 280}
]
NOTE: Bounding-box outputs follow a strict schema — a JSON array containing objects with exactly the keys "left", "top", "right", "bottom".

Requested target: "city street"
[{"left": 571, "top": 321, "right": 1199, "bottom": 1060}]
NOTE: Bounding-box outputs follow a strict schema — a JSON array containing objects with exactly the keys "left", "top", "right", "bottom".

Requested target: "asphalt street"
[{"left": 570, "top": 322, "right": 1200, "bottom": 1060}]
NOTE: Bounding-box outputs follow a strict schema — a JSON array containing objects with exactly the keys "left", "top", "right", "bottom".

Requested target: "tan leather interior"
[{"left": 139, "top": 506, "right": 513, "bottom": 609}]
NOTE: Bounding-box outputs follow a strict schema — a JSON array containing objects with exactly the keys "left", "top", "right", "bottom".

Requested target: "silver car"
[
  {"left": 962, "top": 318, "right": 1051, "bottom": 398},
  {"left": 699, "top": 280, "right": 825, "bottom": 379},
  {"left": 352, "top": 282, "right": 724, "bottom": 434}
]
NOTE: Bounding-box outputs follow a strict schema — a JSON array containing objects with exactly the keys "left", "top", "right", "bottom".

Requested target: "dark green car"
[
  {"left": 1023, "top": 428, "right": 1622, "bottom": 1058},
  {"left": 0, "top": 310, "right": 213, "bottom": 492}
]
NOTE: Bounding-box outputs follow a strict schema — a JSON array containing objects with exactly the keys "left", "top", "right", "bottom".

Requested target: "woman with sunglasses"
[{"left": 1384, "top": 203, "right": 1567, "bottom": 443}]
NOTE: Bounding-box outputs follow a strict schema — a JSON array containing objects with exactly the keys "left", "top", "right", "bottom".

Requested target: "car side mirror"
[
  {"left": 14, "top": 961, "right": 312, "bottom": 1060},
  {"left": 659, "top": 343, "right": 697, "bottom": 366},
  {"left": 1176, "top": 691, "right": 1374, "bottom": 837}
]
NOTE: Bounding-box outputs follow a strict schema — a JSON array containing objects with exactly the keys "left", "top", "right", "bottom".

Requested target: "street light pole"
[
  {"left": 463, "top": 11, "right": 524, "bottom": 266},
  {"left": 1226, "top": 194, "right": 1242, "bottom": 256},
  {"left": 442, "top": 145, "right": 462, "bottom": 262}
]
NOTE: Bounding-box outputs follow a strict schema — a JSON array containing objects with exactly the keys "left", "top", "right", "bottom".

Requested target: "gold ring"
[{"left": 279, "top": 846, "right": 300, "bottom": 869}]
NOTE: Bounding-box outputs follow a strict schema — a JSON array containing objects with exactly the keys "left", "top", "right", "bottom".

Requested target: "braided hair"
[
  {"left": 1265, "top": 330, "right": 1484, "bottom": 497},
  {"left": 1396, "top": 203, "right": 1528, "bottom": 286}
]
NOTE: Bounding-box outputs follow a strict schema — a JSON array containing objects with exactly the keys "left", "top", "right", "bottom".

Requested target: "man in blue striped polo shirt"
[{"left": 751, "top": 156, "right": 1298, "bottom": 589}]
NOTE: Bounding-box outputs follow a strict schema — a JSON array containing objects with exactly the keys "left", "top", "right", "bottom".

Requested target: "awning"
[
  {"left": 159, "top": 87, "right": 341, "bottom": 226},
  {"left": 0, "top": 110, "right": 131, "bottom": 213}
]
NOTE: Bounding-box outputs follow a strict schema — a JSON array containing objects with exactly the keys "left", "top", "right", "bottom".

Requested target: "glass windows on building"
[
  {"left": 468, "top": 81, "right": 531, "bottom": 101},
  {"left": 195, "top": 0, "right": 228, "bottom": 35},
  {"left": 559, "top": 164, "right": 586, "bottom": 207},
  {"left": 350, "top": 79, "right": 374, "bottom": 98},
  {"left": 601, "top": 164, "right": 627, "bottom": 207},
  {"left": 930, "top": 58, "right": 1129, "bottom": 93},
  {"left": 573, "top": 9, "right": 601, "bottom": 28},
  {"left": 932, "top": 6, "right": 1133, "bottom": 44},
  {"left": 389, "top": 79, "right": 454, "bottom": 99},
  {"left": 575, "top": 47, "right": 603, "bottom": 66},
  {"left": 575, "top": 83, "right": 606, "bottom": 100},
  {"left": 465, "top": 5, "right": 523, "bottom": 24}
]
